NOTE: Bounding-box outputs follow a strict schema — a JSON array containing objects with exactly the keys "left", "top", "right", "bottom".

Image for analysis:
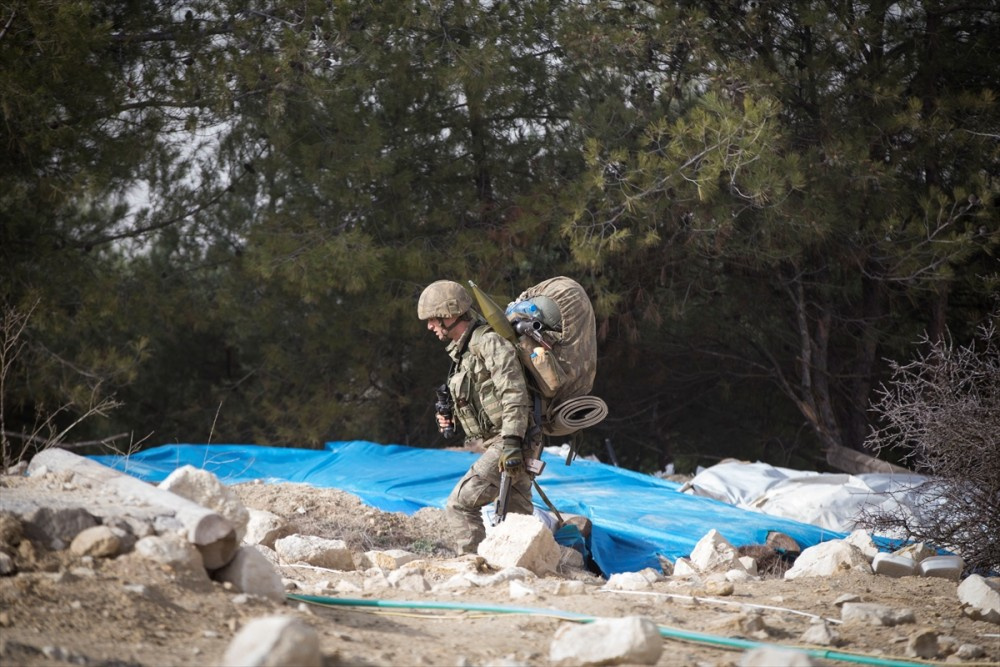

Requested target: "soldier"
[{"left": 418, "top": 280, "right": 534, "bottom": 553}]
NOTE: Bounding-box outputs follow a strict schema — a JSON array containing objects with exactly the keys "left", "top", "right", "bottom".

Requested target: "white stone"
[
  {"left": 0, "top": 551, "right": 15, "bottom": 575},
  {"left": 221, "top": 615, "right": 321, "bottom": 667},
  {"left": 158, "top": 465, "right": 250, "bottom": 543},
  {"left": 387, "top": 568, "right": 429, "bottom": 592},
  {"left": 135, "top": 533, "right": 204, "bottom": 570},
  {"left": 799, "top": 620, "right": 842, "bottom": 647},
  {"left": 274, "top": 534, "right": 355, "bottom": 571},
  {"left": 892, "top": 542, "right": 936, "bottom": 562},
  {"left": 737, "top": 556, "right": 758, "bottom": 576},
  {"left": 243, "top": 509, "right": 290, "bottom": 549},
  {"left": 957, "top": 574, "right": 1000, "bottom": 624},
  {"left": 477, "top": 514, "right": 560, "bottom": 576},
  {"left": 726, "top": 568, "right": 754, "bottom": 583},
  {"left": 509, "top": 579, "right": 536, "bottom": 599},
  {"left": 549, "top": 616, "right": 662, "bottom": 666},
  {"left": 604, "top": 571, "right": 653, "bottom": 591},
  {"left": 467, "top": 566, "right": 535, "bottom": 587},
  {"left": 213, "top": 546, "right": 285, "bottom": 603},
  {"left": 844, "top": 529, "right": 879, "bottom": 562},
  {"left": 134, "top": 534, "right": 210, "bottom": 585},
  {"left": 905, "top": 628, "right": 941, "bottom": 659},
  {"left": 334, "top": 579, "right": 362, "bottom": 594},
  {"left": 434, "top": 574, "right": 475, "bottom": 591},
  {"left": 784, "top": 540, "right": 872, "bottom": 579},
  {"left": 841, "top": 602, "right": 915, "bottom": 626},
  {"left": 362, "top": 574, "right": 391, "bottom": 592},
  {"left": 365, "top": 548, "right": 420, "bottom": 570},
  {"left": 672, "top": 558, "right": 699, "bottom": 578},
  {"left": 552, "top": 580, "right": 585, "bottom": 596},
  {"left": 690, "top": 529, "right": 744, "bottom": 572},
  {"left": 558, "top": 545, "right": 585, "bottom": 572},
  {"left": 739, "top": 647, "right": 815, "bottom": 666},
  {"left": 69, "top": 525, "right": 121, "bottom": 558}
]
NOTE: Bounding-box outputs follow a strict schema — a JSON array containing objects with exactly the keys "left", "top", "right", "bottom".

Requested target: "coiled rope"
[{"left": 544, "top": 395, "right": 608, "bottom": 436}]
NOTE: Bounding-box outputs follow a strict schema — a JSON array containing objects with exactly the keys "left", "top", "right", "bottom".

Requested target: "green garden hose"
[{"left": 286, "top": 593, "right": 933, "bottom": 667}]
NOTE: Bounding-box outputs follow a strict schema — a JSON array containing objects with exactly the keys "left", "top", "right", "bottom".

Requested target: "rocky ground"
[{"left": 0, "top": 463, "right": 998, "bottom": 667}]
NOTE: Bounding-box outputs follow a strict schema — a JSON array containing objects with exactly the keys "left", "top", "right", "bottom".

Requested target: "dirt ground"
[{"left": 1, "top": 470, "right": 998, "bottom": 667}]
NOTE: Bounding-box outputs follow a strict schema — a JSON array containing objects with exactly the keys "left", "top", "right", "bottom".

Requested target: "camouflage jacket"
[{"left": 446, "top": 322, "right": 530, "bottom": 442}]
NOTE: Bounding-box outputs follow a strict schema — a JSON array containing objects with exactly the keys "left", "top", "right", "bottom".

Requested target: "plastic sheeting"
[
  {"left": 91, "top": 441, "right": 850, "bottom": 575},
  {"left": 680, "top": 461, "right": 929, "bottom": 538}
]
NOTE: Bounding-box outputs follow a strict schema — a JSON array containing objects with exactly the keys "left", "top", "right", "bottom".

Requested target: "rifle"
[
  {"left": 492, "top": 451, "right": 545, "bottom": 527},
  {"left": 435, "top": 384, "right": 455, "bottom": 439}
]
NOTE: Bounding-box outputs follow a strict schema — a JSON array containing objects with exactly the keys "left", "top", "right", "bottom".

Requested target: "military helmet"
[
  {"left": 530, "top": 295, "right": 562, "bottom": 330},
  {"left": 417, "top": 280, "right": 473, "bottom": 320},
  {"left": 506, "top": 294, "right": 562, "bottom": 330}
]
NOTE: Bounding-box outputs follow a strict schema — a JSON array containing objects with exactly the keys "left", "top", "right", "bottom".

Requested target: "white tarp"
[{"left": 679, "top": 460, "right": 930, "bottom": 537}]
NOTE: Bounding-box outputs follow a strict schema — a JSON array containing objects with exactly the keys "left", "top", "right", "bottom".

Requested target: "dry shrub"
[{"left": 861, "top": 319, "right": 1000, "bottom": 575}]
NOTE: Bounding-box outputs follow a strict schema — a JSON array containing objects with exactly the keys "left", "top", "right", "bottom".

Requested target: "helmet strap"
[{"left": 438, "top": 317, "right": 463, "bottom": 334}]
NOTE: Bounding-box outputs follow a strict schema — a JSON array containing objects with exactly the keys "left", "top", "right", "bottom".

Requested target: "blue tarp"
[{"left": 91, "top": 441, "right": 848, "bottom": 575}]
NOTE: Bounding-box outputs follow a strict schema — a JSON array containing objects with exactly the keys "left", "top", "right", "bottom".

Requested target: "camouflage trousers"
[{"left": 445, "top": 434, "right": 534, "bottom": 554}]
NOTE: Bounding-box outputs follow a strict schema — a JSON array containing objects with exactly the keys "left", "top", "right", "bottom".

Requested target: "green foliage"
[{"left": 1, "top": 0, "right": 996, "bottom": 478}]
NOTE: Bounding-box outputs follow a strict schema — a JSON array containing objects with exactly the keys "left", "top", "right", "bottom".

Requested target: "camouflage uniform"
[{"left": 445, "top": 320, "right": 534, "bottom": 553}]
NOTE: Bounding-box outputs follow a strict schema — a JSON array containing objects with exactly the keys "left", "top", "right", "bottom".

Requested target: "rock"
[
  {"left": 703, "top": 578, "right": 735, "bottom": 596},
  {"left": 604, "top": 571, "right": 653, "bottom": 591},
  {"left": 364, "top": 548, "right": 420, "bottom": 570},
  {"left": 672, "top": 558, "right": 699, "bottom": 577},
  {"left": 477, "top": 514, "right": 560, "bottom": 576},
  {"left": 833, "top": 593, "right": 861, "bottom": 606},
  {"left": 552, "top": 580, "right": 585, "bottom": 596},
  {"left": 0, "top": 511, "right": 23, "bottom": 548},
  {"left": 334, "top": 579, "right": 362, "bottom": 593},
  {"left": 906, "top": 628, "right": 941, "bottom": 659},
  {"left": 221, "top": 615, "right": 322, "bottom": 667},
  {"left": 250, "top": 543, "right": 281, "bottom": 566},
  {"left": 737, "top": 556, "right": 758, "bottom": 576},
  {"left": 212, "top": 546, "right": 286, "bottom": 602},
  {"left": 136, "top": 533, "right": 203, "bottom": 568},
  {"left": 22, "top": 506, "right": 99, "bottom": 550},
  {"left": 739, "top": 647, "right": 815, "bottom": 666},
  {"left": 387, "top": 568, "right": 429, "bottom": 592},
  {"left": 434, "top": 574, "right": 474, "bottom": 591},
  {"left": 726, "top": 568, "right": 754, "bottom": 583},
  {"left": 509, "top": 579, "right": 536, "bottom": 599},
  {"left": 0, "top": 551, "right": 15, "bottom": 576},
  {"left": 362, "top": 570, "right": 390, "bottom": 592},
  {"left": 274, "top": 535, "right": 355, "bottom": 571},
  {"left": 799, "top": 620, "right": 843, "bottom": 647},
  {"left": 549, "top": 616, "right": 662, "bottom": 666},
  {"left": 159, "top": 465, "right": 250, "bottom": 543},
  {"left": 957, "top": 574, "right": 1000, "bottom": 624},
  {"left": 844, "top": 529, "right": 879, "bottom": 562},
  {"left": 243, "top": 508, "right": 291, "bottom": 549},
  {"left": 558, "top": 545, "right": 585, "bottom": 572},
  {"left": 841, "top": 602, "right": 915, "bottom": 627},
  {"left": 784, "top": 540, "right": 872, "bottom": 579},
  {"left": 134, "top": 534, "right": 211, "bottom": 588},
  {"left": 765, "top": 531, "right": 801, "bottom": 557},
  {"left": 690, "top": 529, "right": 746, "bottom": 573},
  {"left": 467, "top": 566, "right": 535, "bottom": 587},
  {"left": 69, "top": 525, "right": 121, "bottom": 558},
  {"left": 892, "top": 542, "right": 936, "bottom": 563},
  {"left": 955, "top": 643, "right": 986, "bottom": 659}
]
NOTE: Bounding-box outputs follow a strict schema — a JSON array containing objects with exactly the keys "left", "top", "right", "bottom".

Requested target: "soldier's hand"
[
  {"left": 436, "top": 414, "right": 454, "bottom": 433},
  {"left": 499, "top": 436, "right": 524, "bottom": 477}
]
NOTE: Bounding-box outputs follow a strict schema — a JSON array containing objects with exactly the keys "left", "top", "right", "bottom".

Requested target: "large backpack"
[{"left": 508, "top": 277, "right": 604, "bottom": 436}]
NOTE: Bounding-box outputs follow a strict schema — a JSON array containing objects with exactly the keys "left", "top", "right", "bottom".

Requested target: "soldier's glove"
[{"left": 499, "top": 436, "right": 524, "bottom": 477}]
